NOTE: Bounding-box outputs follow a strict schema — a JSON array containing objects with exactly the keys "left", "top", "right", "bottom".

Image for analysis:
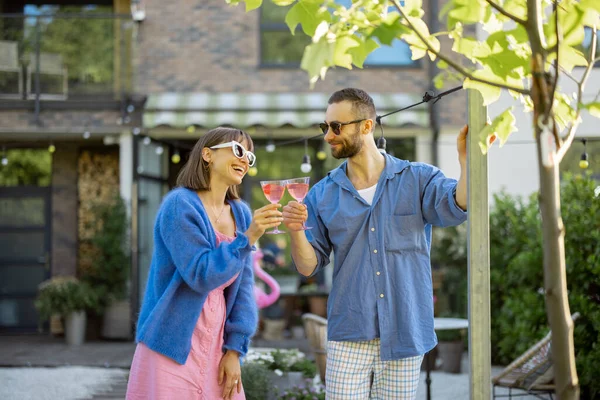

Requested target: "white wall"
[{"left": 437, "top": 68, "right": 600, "bottom": 200}]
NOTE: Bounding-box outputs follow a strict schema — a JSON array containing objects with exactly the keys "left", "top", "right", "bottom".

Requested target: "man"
[{"left": 282, "top": 88, "right": 470, "bottom": 399}]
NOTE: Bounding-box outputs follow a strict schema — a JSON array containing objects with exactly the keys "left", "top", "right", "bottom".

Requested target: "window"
[{"left": 260, "top": 1, "right": 417, "bottom": 67}]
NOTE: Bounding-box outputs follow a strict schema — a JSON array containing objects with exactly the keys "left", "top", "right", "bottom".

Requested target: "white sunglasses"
[{"left": 209, "top": 140, "right": 256, "bottom": 167}]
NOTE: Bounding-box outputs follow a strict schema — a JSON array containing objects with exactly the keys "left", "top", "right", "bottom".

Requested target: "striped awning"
[{"left": 143, "top": 93, "right": 428, "bottom": 129}]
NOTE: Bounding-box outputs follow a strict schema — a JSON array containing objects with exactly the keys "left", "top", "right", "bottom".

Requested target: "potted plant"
[
  {"left": 436, "top": 327, "right": 466, "bottom": 373},
  {"left": 82, "top": 195, "right": 131, "bottom": 339},
  {"left": 34, "top": 276, "right": 99, "bottom": 346},
  {"left": 299, "top": 283, "right": 328, "bottom": 318}
]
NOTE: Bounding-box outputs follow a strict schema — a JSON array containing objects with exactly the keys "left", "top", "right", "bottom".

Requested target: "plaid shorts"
[{"left": 325, "top": 339, "right": 423, "bottom": 400}]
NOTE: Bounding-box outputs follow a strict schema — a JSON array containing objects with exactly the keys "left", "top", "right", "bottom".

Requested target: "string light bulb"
[
  {"left": 300, "top": 139, "right": 312, "bottom": 173},
  {"left": 300, "top": 154, "right": 312, "bottom": 173},
  {"left": 132, "top": 127, "right": 141, "bottom": 136},
  {"left": 248, "top": 166, "right": 258, "bottom": 176},
  {"left": 83, "top": 131, "right": 90, "bottom": 139},
  {"left": 377, "top": 136, "right": 387, "bottom": 153},
  {"left": 579, "top": 139, "right": 589, "bottom": 169},
  {"left": 1, "top": 146, "right": 7, "bottom": 166},
  {"left": 48, "top": 143, "right": 56, "bottom": 153},
  {"left": 186, "top": 125, "right": 196, "bottom": 134},
  {"left": 143, "top": 136, "right": 151, "bottom": 146},
  {"left": 155, "top": 146, "right": 164, "bottom": 155},
  {"left": 316, "top": 142, "right": 327, "bottom": 160},
  {"left": 171, "top": 150, "right": 181, "bottom": 164},
  {"left": 266, "top": 139, "right": 276, "bottom": 153}
]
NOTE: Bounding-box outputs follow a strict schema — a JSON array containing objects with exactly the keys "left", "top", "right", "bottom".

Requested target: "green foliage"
[
  {"left": 241, "top": 362, "right": 271, "bottom": 400},
  {"left": 288, "top": 357, "right": 318, "bottom": 379},
  {"left": 226, "top": 0, "right": 600, "bottom": 151},
  {"left": 279, "top": 383, "right": 326, "bottom": 400},
  {"left": 245, "top": 348, "right": 316, "bottom": 375},
  {"left": 23, "top": 6, "right": 117, "bottom": 89},
  {"left": 0, "top": 149, "right": 51, "bottom": 186},
  {"left": 489, "top": 173, "right": 600, "bottom": 398},
  {"left": 431, "top": 224, "right": 468, "bottom": 317},
  {"left": 34, "top": 276, "right": 99, "bottom": 321},
  {"left": 81, "top": 196, "right": 130, "bottom": 307}
]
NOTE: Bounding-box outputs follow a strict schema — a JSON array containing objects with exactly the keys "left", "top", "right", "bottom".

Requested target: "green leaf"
[
  {"left": 583, "top": 102, "right": 600, "bottom": 118},
  {"left": 272, "top": 0, "right": 295, "bottom": 5},
  {"left": 550, "top": 45, "right": 589, "bottom": 73},
  {"left": 348, "top": 37, "right": 379, "bottom": 68},
  {"left": 403, "top": 0, "right": 425, "bottom": 18},
  {"left": 463, "top": 66, "right": 513, "bottom": 106},
  {"left": 579, "top": 0, "right": 600, "bottom": 13},
  {"left": 244, "top": 0, "right": 262, "bottom": 12},
  {"left": 448, "top": 0, "right": 484, "bottom": 24},
  {"left": 553, "top": 93, "right": 577, "bottom": 131},
  {"left": 478, "top": 108, "right": 517, "bottom": 154},
  {"left": 333, "top": 35, "right": 360, "bottom": 69},
  {"left": 370, "top": 14, "right": 404, "bottom": 46},
  {"left": 300, "top": 39, "right": 334, "bottom": 85},
  {"left": 464, "top": 78, "right": 501, "bottom": 107},
  {"left": 285, "top": 0, "right": 330, "bottom": 36}
]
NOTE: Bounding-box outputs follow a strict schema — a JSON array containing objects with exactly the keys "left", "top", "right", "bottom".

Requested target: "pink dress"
[{"left": 126, "top": 231, "right": 245, "bottom": 400}]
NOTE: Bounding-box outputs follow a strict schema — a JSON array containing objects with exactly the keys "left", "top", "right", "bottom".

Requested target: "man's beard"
[{"left": 332, "top": 126, "right": 363, "bottom": 159}]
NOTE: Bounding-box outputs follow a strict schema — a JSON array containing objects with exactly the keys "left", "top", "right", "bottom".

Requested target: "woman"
[{"left": 126, "top": 127, "right": 283, "bottom": 400}]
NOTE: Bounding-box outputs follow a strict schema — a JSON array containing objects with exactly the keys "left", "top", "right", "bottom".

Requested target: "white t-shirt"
[{"left": 357, "top": 183, "right": 377, "bottom": 205}]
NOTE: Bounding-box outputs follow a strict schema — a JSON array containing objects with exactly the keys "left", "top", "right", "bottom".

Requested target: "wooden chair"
[
  {"left": 301, "top": 313, "right": 328, "bottom": 384},
  {"left": 492, "top": 312, "right": 580, "bottom": 400}
]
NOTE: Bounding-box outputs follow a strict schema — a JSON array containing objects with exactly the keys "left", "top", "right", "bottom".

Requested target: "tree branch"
[
  {"left": 545, "top": 1, "right": 560, "bottom": 129},
  {"left": 390, "top": 0, "right": 530, "bottom": 95},
  {"left": 555, "top": 26, "right": 597, "bottom": 163},
  {"left": 484, "top": 0, "right": 527, "bottom": 26}
]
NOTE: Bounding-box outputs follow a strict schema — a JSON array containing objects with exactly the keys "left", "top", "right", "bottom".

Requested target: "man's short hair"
[{"left": 328, "top": 88, "right": 376, "bottom": 120}]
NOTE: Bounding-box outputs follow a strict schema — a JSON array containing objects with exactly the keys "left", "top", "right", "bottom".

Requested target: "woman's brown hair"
[{"left": 176, "top": 127, "right": 254, "bottom": 200}]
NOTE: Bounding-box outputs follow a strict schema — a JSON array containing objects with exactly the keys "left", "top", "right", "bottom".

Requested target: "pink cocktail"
[
  {"left": 260, "top": 180, "right": 286, "bottom": 234},
  {"left": 286, "top": 177, "right": 312, "bottom": 230}
]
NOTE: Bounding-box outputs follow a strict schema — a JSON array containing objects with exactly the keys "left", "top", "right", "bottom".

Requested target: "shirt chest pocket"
[{"left": 384, "top": 213, "right": 424, "bottom": 252}]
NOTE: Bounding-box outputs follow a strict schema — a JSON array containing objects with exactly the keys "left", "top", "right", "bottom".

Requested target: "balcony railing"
[{"left": 0, "top": 13, "right": 135, "bottom": 101}]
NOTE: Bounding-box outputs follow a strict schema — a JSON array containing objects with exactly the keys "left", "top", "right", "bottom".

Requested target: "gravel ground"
[{"left": 0, "top": 366, "right": 129, "bottom": 400}]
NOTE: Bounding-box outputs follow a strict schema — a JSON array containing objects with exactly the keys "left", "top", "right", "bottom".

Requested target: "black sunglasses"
[{"left": 319, "top": 119, "right": 367, "bottom": 135}]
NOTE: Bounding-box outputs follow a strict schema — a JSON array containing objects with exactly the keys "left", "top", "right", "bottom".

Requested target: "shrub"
[
  {"left": 489, "top": 172, "right": 600, "bottom": 398},
  {"left": 241, "top": 362, "right": 271, "bottom": 400}
]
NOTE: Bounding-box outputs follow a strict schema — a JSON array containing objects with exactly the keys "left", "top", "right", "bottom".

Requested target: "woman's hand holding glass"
[
  {"left": 245, "top": 203, "right": 283, "bottom": 245},
  {"left": 282, "top": 201, "right": 309, "bottom": 232}
]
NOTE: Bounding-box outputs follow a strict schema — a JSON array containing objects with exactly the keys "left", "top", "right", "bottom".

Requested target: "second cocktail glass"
[
  {"left": 260, "top": 180, "right": 286, "bottom": 234},
  {"left": 286, "top": 177, "right": 312, "bottom": 230}
]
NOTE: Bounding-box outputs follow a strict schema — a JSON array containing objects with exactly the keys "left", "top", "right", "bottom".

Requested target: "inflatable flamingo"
[{"left": 253, "top": 249, "right": 281, "bottom": 309}]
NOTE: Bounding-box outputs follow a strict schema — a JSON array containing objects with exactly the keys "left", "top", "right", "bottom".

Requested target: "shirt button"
[
  {"left": 373, "top": 249, "right": 378, "bottom": 254},
  {"left": 371, "top": 228, "right": 375, "bottom": 231},
  {"left": 380, "top": 294, "right": 384, "bottom": 298},
  {"left": 198, "top": 389, "right": 202, "bottom": 394},
  {"left": 207, "top": 328, "right": 211, "bottom": 332},
  {"left": 211, "top": 307, "right": 215, "bottom": 312},
  {"left": 376, "top": 271, "right": 381, "bottom": 276}
]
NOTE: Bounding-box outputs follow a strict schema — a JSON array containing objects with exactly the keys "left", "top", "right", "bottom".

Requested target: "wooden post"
[{"left": 467, "top": 89, "right": 491, "bottom": 400}]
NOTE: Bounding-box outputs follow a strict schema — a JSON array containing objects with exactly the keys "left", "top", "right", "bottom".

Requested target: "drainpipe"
[{"left": 428, "top": 0, "right": 440, "bottom": 166}]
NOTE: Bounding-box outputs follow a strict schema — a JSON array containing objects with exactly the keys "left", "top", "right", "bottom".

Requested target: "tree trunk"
[{"left": 535, "top": 126, "right": 580, "bottom": 400}]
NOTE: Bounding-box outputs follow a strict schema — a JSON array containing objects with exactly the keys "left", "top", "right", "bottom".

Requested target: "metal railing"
[{"left": 0, "top": 13, "right": 135, "bottom": 101}]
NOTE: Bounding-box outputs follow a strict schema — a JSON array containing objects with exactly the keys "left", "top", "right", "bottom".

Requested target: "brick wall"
[
  {"left": 136, "top": 0, "right": 467, "bottom": 126},
  {"left": 0, "top": 110, "right": 123, "bottom": 135}
]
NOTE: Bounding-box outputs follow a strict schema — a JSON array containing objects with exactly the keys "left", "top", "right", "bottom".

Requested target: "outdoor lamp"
[{"left": 300, "top": 154, "right": 312, "bottom": 173}]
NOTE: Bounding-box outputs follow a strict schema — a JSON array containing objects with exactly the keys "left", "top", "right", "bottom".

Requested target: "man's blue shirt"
[{"left": 302, "top": 154, "right": 467, "bottom": 360}]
